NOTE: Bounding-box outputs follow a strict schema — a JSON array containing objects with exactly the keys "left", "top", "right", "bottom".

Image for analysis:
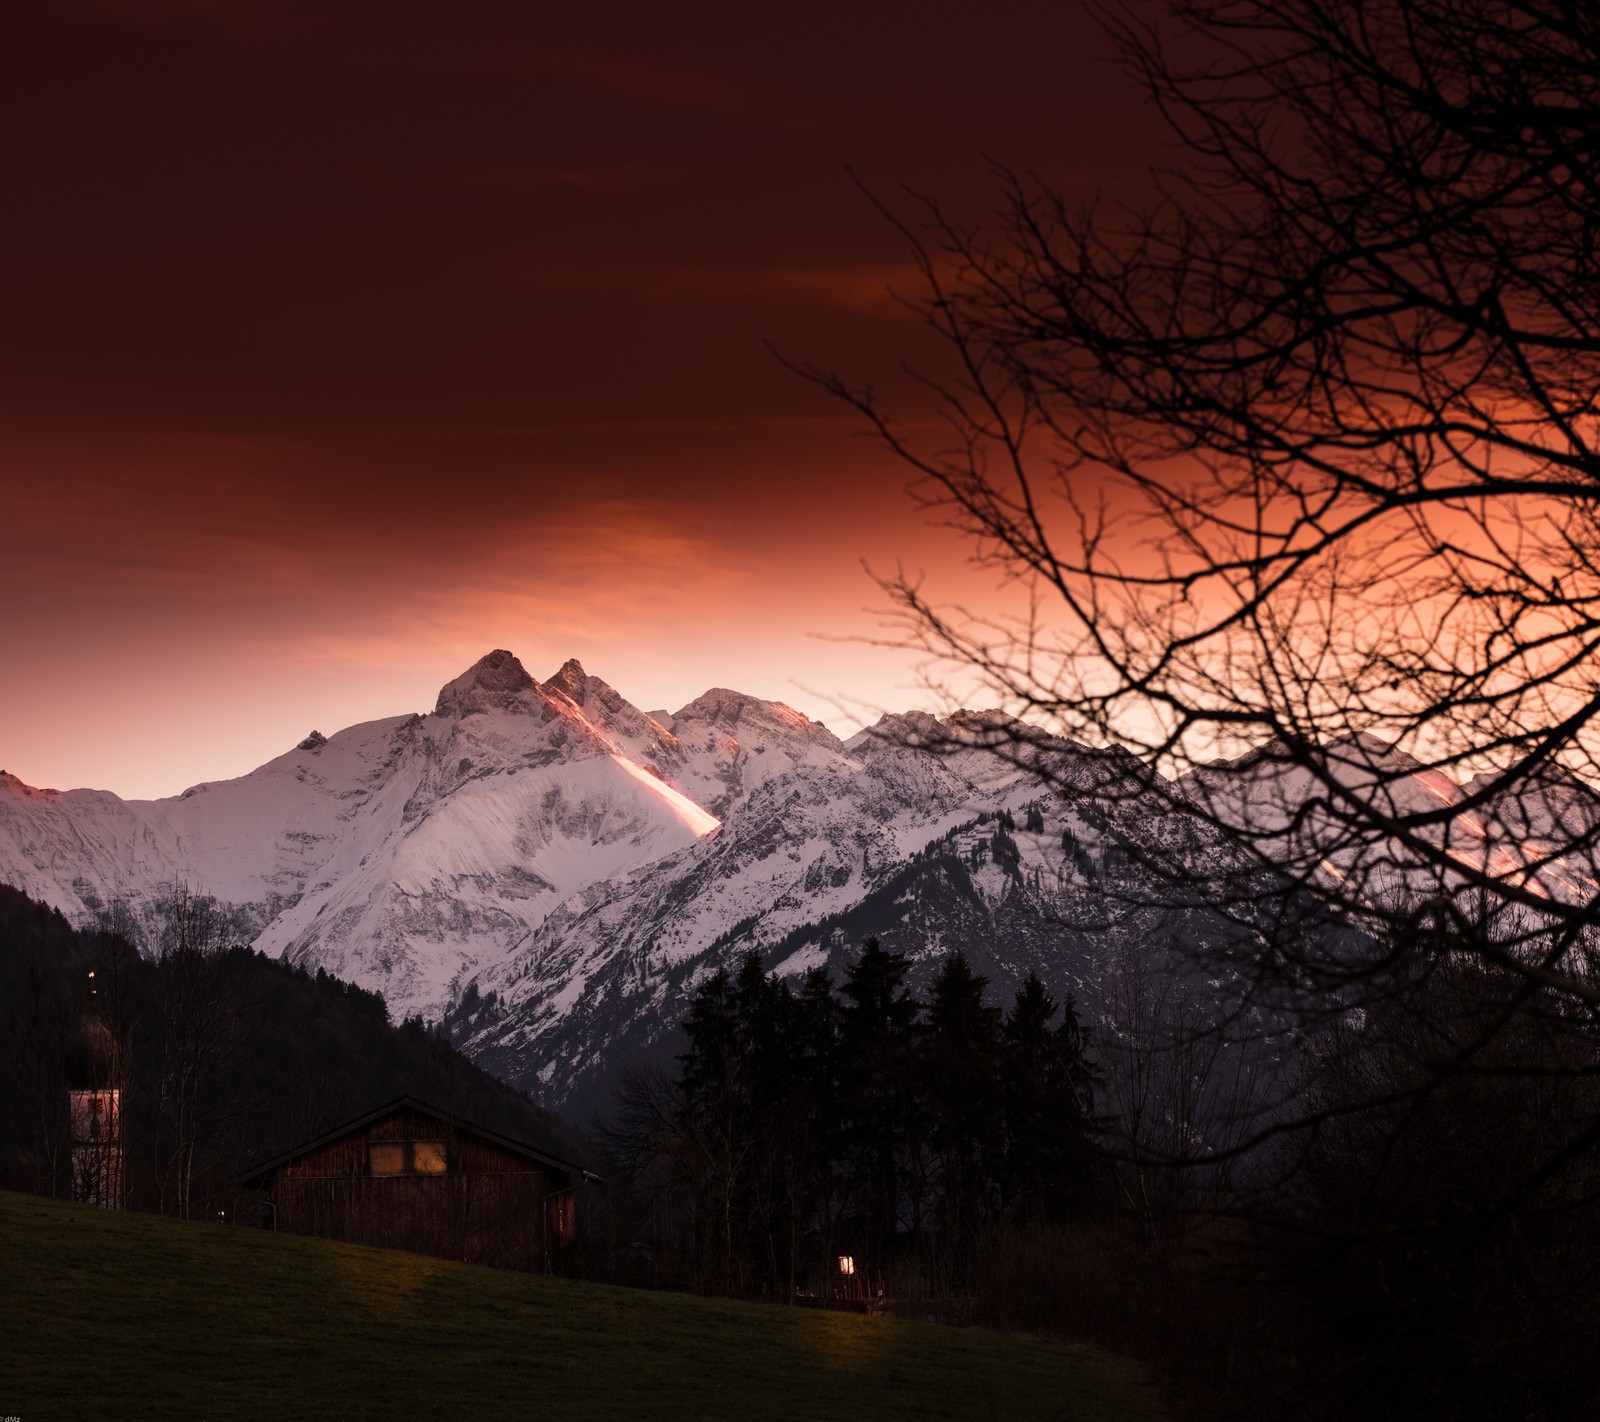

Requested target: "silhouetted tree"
[
  {"left": 837, "top": 937, "right": 922, "bottom": 1290},
  {"left": 799, "top": 0, "right": 1600, "bottom": 1006},
  {"left": 0, "top": 884, "right": 571, "bottom": 1219},
  {"left": 6, "top": 943, "right": 76, "bottom": 1196},
  {"left": 638, "top": 941, "right": 1111, "bottom": 1306},
  {"left": 783, "top": 965, "right": 842, "bottom": 1293},
  {"left": 919, "top": 952, "right": 1003, "bottom": 1290},
  {"left": 791, "top": 9, "right": 1600, "bottom": 1398},
  {"left": 151, "top": 884, "right": 251, "bottom": 1218},
  {"left": 1000, "top": 973, "right": 1095, "bottom": 1225},
  {"left": 1283, "top": 913, "right": 1600, "bottom": 1419}
]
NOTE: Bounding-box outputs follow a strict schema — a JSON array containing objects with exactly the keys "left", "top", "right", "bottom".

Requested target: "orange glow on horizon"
[{"left": 0, "top": 2, "right": 1161, "bottom": 800}]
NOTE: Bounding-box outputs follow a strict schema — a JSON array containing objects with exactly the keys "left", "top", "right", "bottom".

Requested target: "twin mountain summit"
[{"left": 3, "top": 649, "right": 1578, "bottom": 1121}]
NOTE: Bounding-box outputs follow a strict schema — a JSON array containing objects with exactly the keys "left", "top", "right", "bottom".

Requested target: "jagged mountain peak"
[
  {"left": 1205, "top": 730, "right": 1416, "bottom": 774},
  {"left": 12, "top": 652, "right": 1600, "bottom": 1120},
  {"left": 543, "top": 657, "right": 619, "bottom": 716},
  {"left": 1, "top": 770, "right": 59, "bottom": 800},
  {"left": 660, "top": 688, "right": 853, "bottom": 818},
  {"left": 1186, "top": 733, "right": 1441, "bottom": 814},
  {"left": 845, "top": 709, "right": 1058, "bottom": 764},
  {"left": 543, "top": 657, "right": 588, "bottom": 698},
  {"left": 539, "top": 658, "right": 679, "bottom": 758},
  {"left": 433, "top": 649, "right": 538, "bottom": 718},
  {"left": 1324, "top": 730, "right": 1425, "bottom": 772},
  {"left": 845, "top": 710, "right": 947, "bottom": 757},
  {"left": 674, "top": 686, "right": 826, "bottom": 737}
]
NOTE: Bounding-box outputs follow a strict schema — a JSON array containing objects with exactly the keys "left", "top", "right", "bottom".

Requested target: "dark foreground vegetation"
[
  {"left": 595, "top": 930, "right": 1600, "bottom": 1421},
  {"left": 0, "top": 1189, "right": 1169, "bottom": 1422},
  {"left": 598, "top": 941, "right": 1096, "bottom": 1301},
  {"left": 774, "top": 0, "right": 1600, "bottom": 1413},
  {"left": 11, "top": 873, "right": 1600, "bottom": 1417},
  {"left": 0, "top": 883, "right": 575, "bottom": 1218}
]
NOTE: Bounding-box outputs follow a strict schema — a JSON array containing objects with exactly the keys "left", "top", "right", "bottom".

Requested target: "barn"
[{"left": 237, "top": 1096, "right": 594, "bottom": 1272}]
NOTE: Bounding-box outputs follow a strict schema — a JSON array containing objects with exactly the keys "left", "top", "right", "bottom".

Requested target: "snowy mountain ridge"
[
  {"left": 6, "top": 649, "right": 1597, "bottom": 1118},
  {"left": 0, "top": 649, "right": 836, "bottom": 1017}
]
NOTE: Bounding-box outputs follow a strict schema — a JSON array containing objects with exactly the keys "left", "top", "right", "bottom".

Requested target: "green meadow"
[{"left": 2, "top": 1189, "right": 1171, "bottom": 1421}]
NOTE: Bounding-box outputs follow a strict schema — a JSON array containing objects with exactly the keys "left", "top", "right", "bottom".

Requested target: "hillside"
[
  {"left": 0, "top": 885, "right": 580, "bottom": 1209},
  {"left": 2, "top": 1190, "right": 1171, "bottom": 1422}
]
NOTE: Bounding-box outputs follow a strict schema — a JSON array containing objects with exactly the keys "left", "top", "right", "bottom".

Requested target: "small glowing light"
[{"left": 838, "top": 1255, "right": 855, "bottom": 1276}]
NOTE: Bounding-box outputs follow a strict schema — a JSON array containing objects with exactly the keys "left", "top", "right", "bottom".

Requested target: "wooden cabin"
[{"left": 237, "top": 1096, "right": 592, "bottom": 1272}]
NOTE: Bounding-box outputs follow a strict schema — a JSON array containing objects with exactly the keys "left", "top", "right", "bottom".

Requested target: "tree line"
[
  {"left": 587, "top": 914, "right": 1600, "bottom": 1420},
  {"left": 600, "top": 939, "right": 1095, "bottom": 1302}
]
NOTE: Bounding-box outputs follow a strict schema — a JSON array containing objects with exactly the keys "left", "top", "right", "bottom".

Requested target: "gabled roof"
[{"left": 237, "top": 1094, "right": 598, "bottom": 1189}]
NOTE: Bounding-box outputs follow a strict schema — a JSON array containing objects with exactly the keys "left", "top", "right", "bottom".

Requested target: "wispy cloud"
[
  {"left": 257, "top": 497, "right": 768, "bottom": 674},
  {"left": 479, "top": 50, "right": 749, "bottom": 115},
  {"left": 469, "top": 162, "right": 683, "bottom": 192},
  {"left": 501, "top": 258, "right": 930, "bottom": 315},
  {"left": 90, "top": 0, "right": 303, "bottom": 41}
]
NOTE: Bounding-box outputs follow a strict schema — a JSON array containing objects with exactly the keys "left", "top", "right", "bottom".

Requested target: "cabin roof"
[{"left": 236, "top": 1094, "right": 597, "bottom": 1189}]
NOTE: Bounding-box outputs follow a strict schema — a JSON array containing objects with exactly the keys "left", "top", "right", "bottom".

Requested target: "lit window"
[
  {"left": 369, "top": 1141, "right": 448, "bottom": 1176},
  {"left": 370, "top": 1143, "right": 406, "bottom": 1176},
  {"left": 838, "top": 1255, "right": 856, "bottom": 1276}
]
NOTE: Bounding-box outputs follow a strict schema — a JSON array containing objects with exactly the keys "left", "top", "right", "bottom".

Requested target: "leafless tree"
[
  {"left": 1095, "top": 937, "right": 1271, "bottom": 1243},
  {"left": 800, "top": 0, "right": 1600, "bottom": 1005},
  {"left": 152, "top": 882, "right": 249, "bottom": 1218},
  {"left": 84, "top": 903, "right": 140, "bottom": 1209},
  {"left": 796, "top": 1, "right": 1600, "bottom": 1405},
  {"left": 600, "top": 1063, "right": 715, "bottom": 1290}
]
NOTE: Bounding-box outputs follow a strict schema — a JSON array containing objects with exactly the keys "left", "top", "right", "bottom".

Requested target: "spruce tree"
[
  {"left": 837, "top": 937, "right": 920, "bottom": 1290},
  {"left": 1000, "top": 973, "right": 1095, "bottom": 1224},
  {"left": 922, "top": 951, "right": 1004, "bottom": 1289}
]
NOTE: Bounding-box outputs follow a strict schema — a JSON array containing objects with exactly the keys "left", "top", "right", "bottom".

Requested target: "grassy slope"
[{"left": 3, "top": 1191, "right": 1170, "bottom": 1422}]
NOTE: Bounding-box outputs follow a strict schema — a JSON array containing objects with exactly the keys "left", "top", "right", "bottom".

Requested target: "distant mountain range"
[{"left": 5, "top": 650, "right": 1595, "bottom": 1119}]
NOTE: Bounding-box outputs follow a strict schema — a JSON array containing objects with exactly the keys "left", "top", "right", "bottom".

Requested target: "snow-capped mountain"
[
  {"left": 5, "top": 649, "right": 1597, "bottom": 1120},
  {"left": 1178, "top": 731, "right": 1600, "bottom": 905},
  {"left": 0, "top": 650, "right": 1210, "bottom": 1117},
  {"left": 452, "top": 725, "right": 1234, "bottom": 1118},
  {"left": 0, "top": 651, "right": 742, "bottom": 1016}
]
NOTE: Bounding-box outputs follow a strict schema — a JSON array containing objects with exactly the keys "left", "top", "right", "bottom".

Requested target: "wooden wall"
[{"left": 265, "top": 1109, "right": 574, "bottom": 1273}]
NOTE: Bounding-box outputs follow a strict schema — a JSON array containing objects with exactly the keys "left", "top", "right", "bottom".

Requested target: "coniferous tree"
[
  {"left": 675, "top": 963, "right": 751, "bottom": 1291},
  {"left": 922, "top": 951, "right": 1004, "bottom": 1290},
  {"left": 732, "top": 951, "right": 794, "bottom": 1294},
  {"left": 1000, "top": 974, "right": 1095, "bottom": 1225},
  {"left": 781, "top": 965, "right": 841, "bottom": 1296},
  {"left": 644, "top": 942, "right": 1102, "bottom": 1305},
  {"left": 837, "top": 937, "right": 920, "bottom": 1290}
]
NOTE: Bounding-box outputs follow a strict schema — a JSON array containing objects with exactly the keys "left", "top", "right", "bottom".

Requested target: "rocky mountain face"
[
  {"left": 453, "top": 728, "right": 1261, "bottom": 1120},
  {"left": 5, "top": 650, "right": 1595, "bottom": 1121},
  {"left": 0, "top": 651, "right": 734, "bottom": 1018}
]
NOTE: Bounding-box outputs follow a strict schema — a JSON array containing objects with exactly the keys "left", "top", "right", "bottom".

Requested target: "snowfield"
[{"left": 5, "top": 648, "right": 1596, "bottom": 1118}]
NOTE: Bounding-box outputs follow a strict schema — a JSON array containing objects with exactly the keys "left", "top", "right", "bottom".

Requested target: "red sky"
[{"left": 2, "top": 1, "right": 1165, "bottom": 799}]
